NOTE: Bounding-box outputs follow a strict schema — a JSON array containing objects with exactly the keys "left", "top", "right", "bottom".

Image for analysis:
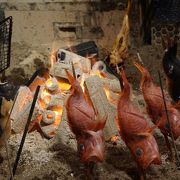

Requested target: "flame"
[
  {"left": 42, "top": 89, "right": 50, "bottom": 96},
  {"left": 51, "top": 107, "right": 63, "bottom": 126},
  {"left": 104, "top": 87, "right": 110, "bottom": 100},
  {"left": 41, "top": 89, "right": 51, "bottom": 104},
  {"left": 47, "top": 113, "right": 53, "bottom": 119},
  {"left": 104, "top": 87, "right": 119, "bottom": 105},
  {"left": 110, "top": 135, "right": 120, "bottom": 145},
  {"left": 38, "top": 98, "right": 46, "bottom": 109},
  {"left": 80, "top": 74, "right": 86, "bottom": 92},
  {"left": 92, "top": 70, "right": 110, "bottom": 99},
  {"left": 57, "top": 79, "right": 71, "bottom": 91},
  {"left": 92, "top": 70, "right": 119, "bottom": 104},
  {"left": 91, "top": 70, "right": 101, "bottom": 77},
  {"left": 46, "top": 78, "right": 53, "bottom": 87},
  {"left": 31, "top": 51, "right": 119, "bottom": 138}
]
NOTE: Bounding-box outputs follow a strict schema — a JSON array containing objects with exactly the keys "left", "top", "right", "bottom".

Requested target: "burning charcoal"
[
  {"left": 10, "top": 86, "right": 33, "bottom": 121},
  {"left": 85, "top": 75, "right": 118, "bottom": 140},
  {"left": 39, "top": 86, "right": 51, "bottom": 107},
  {"left": 101, "top": 78, "right": 121, "bottom": 93},
  {"left": 65, "top": 41, "right": 98, "bottom": 58},
  {"left": 79, "top": 73, "right": 90, "bottom": 88},
  {"left": 29, "top": 76, "right": 46, "bottom": 92},
  {"left": 11, "top": 101, "right": 39, "bottom": 133},
  {"left": 103, "top": 89, "right": 120, "bottom": 107},
  {"left": 50, "top": 62, "right": 84, "bottom": 81},
  {"left": 56, "top": 79, "right": 71, "bottom": 92},
  {"left": 42, "top": 110, "right": 56, "bottom": 125},
  {"left": 92, "top": 61, "right": 116, "bottom": 79},
  {"left": 47, "top": 94, "right": 64, "bottom": 109},
  {"left": 10, "top": 86, "right": 41, "bottom": 133},
  {"left": 50, "top": 62, "right": 73, "bottom": 79},
  {"left": 45, "top": 77, "right": 60, "bottom": 93},
  {"left": 41, "top": 124, "right": 57, "bottom": 139},
  {"left": 56, "top": 49, "right": 91, "bottom": 73},
  {"left": 54, "top": 106, "right": 76, "bottom": 150}
]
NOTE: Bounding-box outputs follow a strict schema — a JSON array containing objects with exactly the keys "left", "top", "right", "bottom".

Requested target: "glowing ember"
[
  {"left": 41, "top": 89, "right": 51, "bottom": 105},
  {"left": 30, "top": 74, "right": 65, "bottom": 138},
  {"left": 27, "top": 51, "right": 120, "bottom": 139},
  {"left": 57, "top": 79, "right": 71, "bottom": 91},
  {"left": 45, "top": 77, "right": 60, "bottom": 93},
  {"left": 104, "top": 87, "right": 110, "bottom": 100},
  {"left": 47, "top": 114, "right": 53, "bottom": 119},
  {"left": 46, "top": 78, "right": 53, "bottom": 87},
  {"left": 91, "top": 70, "right": 119, "bottom": 104},
  {"left": 110, "top": 135, "right": 120, "bottom": 145},
  {"left": 80, "top": 73, "right": 88, "bottom": 92},
  {"left": 52, "top": 107, "right": 63, "bottom": 126}
]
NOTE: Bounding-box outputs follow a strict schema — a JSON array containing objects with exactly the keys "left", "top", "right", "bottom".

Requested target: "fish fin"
[
  {"left": 137, "top": 125, "right": 158, "bottom": 136},
  {"left": 99, "top": 71, "right": 107, "bottom": 78},
  {"left": 83, "top": 130, "right": 96, "bottom": 137},
  {"left": 134, "top": 62, "right": 145, "bottom": 73},
  {"left": 115, "top": 116, "right": 121, "bottom": 132},
  {"left": 64, "top": 69, "right": 75, "bottom": 85},
  {"left": 83, "top": 84, "right": 95, "bottom": 109},
  {"left": 94, "top": 114, "right": 107, "bottom": 131}
]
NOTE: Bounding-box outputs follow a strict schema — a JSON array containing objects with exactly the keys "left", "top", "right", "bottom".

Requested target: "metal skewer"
[
  {"left": 71, "top": 62, "right": 76, "bottom": 79},
  {"left": 137, "top": 53, "right": 144, "bottom": 65},
  {"left": 10, "top": 86, "right": 40, "bottom": 179},
  {"left": 158, "top": 71, "right": 180, "bottom": 167}
]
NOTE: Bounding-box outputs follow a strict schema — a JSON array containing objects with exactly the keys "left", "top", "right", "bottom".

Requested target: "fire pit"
[
  {"left": 9, "top": 47, "right": 120, "bottom": 141},
  {"left": 0, "top": 1, "right": 180, "bottom": 180}
]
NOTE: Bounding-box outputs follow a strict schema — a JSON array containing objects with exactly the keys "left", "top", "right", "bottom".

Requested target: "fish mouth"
[
  {"left": 134, "top": 62, "right": 145, "bottom": 73},
  {"left": 83, "top": 151, "right": 104, "bottom": 163},
  {"left": 86, "top": 155, "right": 104, "bottom": 163}
]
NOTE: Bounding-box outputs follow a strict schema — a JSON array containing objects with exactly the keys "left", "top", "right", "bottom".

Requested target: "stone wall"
[{"left": 0, "top": 0, "right": 127, "bottom": 51}]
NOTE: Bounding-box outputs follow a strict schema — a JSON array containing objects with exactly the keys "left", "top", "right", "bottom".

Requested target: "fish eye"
[
  {"left": 135, "top": 148, "right": 143, "bottom": 157},
  {"left": 79, "top": 144, "right": 85, "bottom": 151}
]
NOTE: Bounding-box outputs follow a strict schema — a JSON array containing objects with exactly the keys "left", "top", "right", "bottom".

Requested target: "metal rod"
[
  {"left": 137, "top": 53, "right": 144, "bottom": 65},
  {"left": 25, "top": 68, "right": 41, "bottom": 87},
  {"left": 116, "top": 64, "right": 124, "bottom": 90},
  {"left": 103, "top": 56, "right": 124, "bottom": 90},
  {"left": 71, "top": 62, "right": 76, "bottom": 79},
  {"left": 103, "top": 59, "right": 120, "bottom": 79},
  {"left": 10, "top": 86, "right": 40, "bottom": 179},
  {"left": 158, "top": 71, "right": 180, "bottom": 166}
]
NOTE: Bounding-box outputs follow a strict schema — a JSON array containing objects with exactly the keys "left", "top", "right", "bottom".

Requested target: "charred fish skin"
[{"left": 162, "top": 43, "right": 180, "bottom": 102}]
